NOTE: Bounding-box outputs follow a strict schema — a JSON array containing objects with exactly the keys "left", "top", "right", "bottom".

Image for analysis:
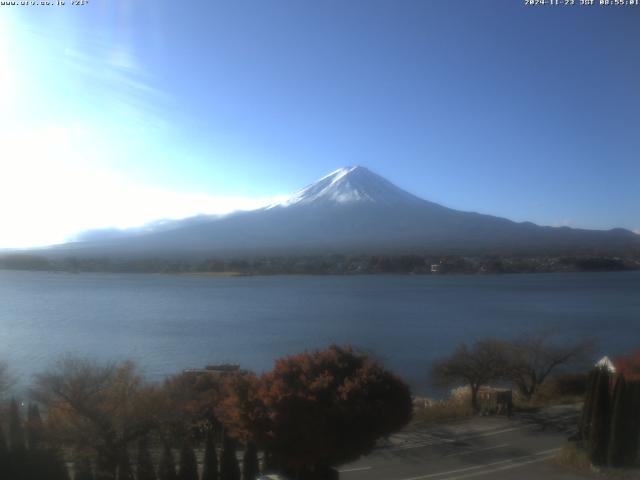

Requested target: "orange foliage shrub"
[{"left": 614, "top": 350, "right": 640, "bottom": 381}]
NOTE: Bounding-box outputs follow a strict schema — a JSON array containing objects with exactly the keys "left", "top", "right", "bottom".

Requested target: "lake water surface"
[{"left": 1, "top": 270, "right": 639, "bottom": 394}]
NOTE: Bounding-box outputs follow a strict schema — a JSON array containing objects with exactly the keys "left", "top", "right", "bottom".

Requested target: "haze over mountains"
[{"left": 44, "top": 166, "right": 640, "bottom": 258}]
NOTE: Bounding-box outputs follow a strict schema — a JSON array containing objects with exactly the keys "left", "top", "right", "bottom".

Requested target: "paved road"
[{"left": 337, "top": 404, "right": 596, "bottom": 480}]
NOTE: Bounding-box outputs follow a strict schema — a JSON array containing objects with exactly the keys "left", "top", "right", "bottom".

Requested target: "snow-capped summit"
[{"left": 272, "top": 166, "right": 422, "bottom": 208}]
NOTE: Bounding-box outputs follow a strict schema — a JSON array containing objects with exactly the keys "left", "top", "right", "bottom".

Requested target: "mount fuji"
[{"left": 48, "top": 166, "right": 639, "bottom": 257}]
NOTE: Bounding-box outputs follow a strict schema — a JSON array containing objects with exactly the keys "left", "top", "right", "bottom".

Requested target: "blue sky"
[{"left": 1, "top": 0, "right": 639, "bottom": 247}]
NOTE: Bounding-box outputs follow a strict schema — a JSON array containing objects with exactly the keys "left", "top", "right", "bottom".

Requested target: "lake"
[{"left": 1, "top": 270, "right": 639, "bottom": 395}]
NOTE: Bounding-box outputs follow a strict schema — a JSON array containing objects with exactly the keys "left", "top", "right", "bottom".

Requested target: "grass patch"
[
  {"left": 554, "top": 443, "right": 593, "bottom": 472},
  {"left": 512, "top": 394, "right": 583, "bottom": 413},
  {"left": 408, "top": 398, "right": 473, "bottom": 430},
  {"left": 554, "top": 443, "right": 640, "bottom": 479},
  {"left": 513, "top": 375, "right": 587, "bottom": 412}
]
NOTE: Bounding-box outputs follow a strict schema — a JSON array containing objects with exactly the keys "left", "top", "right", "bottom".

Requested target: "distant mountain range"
[{"left": 41, "top": 166, "right": 640, "bottom": 258}]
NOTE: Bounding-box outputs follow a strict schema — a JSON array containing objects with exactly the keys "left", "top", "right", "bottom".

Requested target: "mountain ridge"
[{"left": 39, "top": 166, "right": 640, "bottom": 258}]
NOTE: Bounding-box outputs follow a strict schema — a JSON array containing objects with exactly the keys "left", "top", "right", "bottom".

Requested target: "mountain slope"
[{"left": 47, "top": 166, "right": 640, "bottom": 258}]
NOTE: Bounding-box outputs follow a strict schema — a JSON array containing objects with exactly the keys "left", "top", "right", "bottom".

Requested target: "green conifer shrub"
[
  {"left": 158, "top": 444, "right": 178, "bottom": 480},
  {"left": 178, "top": 440, "right": 198, "bottom": 480},
  {"left": 201, "top": 431, "right": 219, "bottom": 480},
  {"left": 242, "top": 443, "right": 259, "bottom": 480},
  {"left": 219, "top": 434, "right": 240, "bottom": 480},
  {"left": 588, "top": 368, "right": 610, "bottom": 465},
  {"left": 136, "top": 437, "right": 157, "bottom": 480}
]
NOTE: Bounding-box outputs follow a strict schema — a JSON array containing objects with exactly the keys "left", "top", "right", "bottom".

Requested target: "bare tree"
[
  {"left": 31, "top": 356, "right": 163, "bottom": 480},
  {"left": 432, "top": 340, "right": 508, "bottom": 412},
  {"left": 504, "top": 333, "right": 596, "bottom": 400}
]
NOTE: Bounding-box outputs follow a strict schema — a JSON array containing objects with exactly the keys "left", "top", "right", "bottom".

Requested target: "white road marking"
[
  {"left": 443, "top": 443, "right": 509, "bottom": 457},
  {"left": 459, "top": 426, "right": 527, "bottom": 440},
  {"left": 391, "top": 434, "right": 457, "bottom": 450},
  {"left": 389, "top": 427, "right": 521, "bottom": 451},
  {"left": 338, "top": 466, "right": 372, "bottom": 473},
  {"left": 439, "top": 453, "right": 557, "bottom": 479},
  {"left": 388, "top": 414, "right": 577, "bottom": 451},
  {"left": 396, "top": 448, "right": 561, "bottom": 480}
]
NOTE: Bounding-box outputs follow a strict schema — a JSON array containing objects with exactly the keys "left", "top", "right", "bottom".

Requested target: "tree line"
[
  {"left": 1, "top": 253, "right": 639, "bottom": 275},
  {"left": 0, "top": 346, "right": 412, "bottom": 480}
]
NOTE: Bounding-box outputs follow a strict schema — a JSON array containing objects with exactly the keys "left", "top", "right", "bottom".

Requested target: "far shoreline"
[
  {"left": 1, "top": 251, "right": 639, "bottom": 276},
  {"left": 1, "top": 268, "right": 640, "bottom": 279}
]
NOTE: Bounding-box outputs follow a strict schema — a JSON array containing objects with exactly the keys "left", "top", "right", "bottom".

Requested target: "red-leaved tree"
[
  {"left": 235, "top": 345, "right": 413, "bottom": 479},
  {"left": 216, "top": 371, "right": 269, "bottom": 445},
  {"left": 615, "top": 350, "right": 640, "bottom": 381}
]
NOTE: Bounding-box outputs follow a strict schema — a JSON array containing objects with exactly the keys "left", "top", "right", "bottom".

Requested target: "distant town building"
[{"left": 430, "top": 264, "right": 441, "bottom": 273}]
